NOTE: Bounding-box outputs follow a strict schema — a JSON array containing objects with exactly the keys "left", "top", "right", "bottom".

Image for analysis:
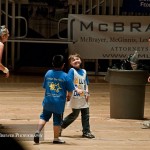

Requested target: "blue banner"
[{"left": 122, "top": 0, "right": 150, "bottom": 13}]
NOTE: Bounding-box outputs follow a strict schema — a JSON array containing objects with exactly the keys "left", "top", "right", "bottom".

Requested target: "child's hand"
[
  {"left": 85, "top": 95, "right": 89, "bottom": 102},
  {"left": 66, "top": 91, "right": 73, "bottom": 101},
  {"left": 5, "top": 72, "right": 9, "bottom": 78},
  {"left": 85, "top": 91, "right": 90, "bottom": 102},
  {"left": 75, "top": 88, "right": 83, "bottom": 94},
  {"left": 66, "top": 96, "right": 71, "bottom": 101}
]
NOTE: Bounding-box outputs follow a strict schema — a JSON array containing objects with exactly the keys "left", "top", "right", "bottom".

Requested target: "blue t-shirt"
[{"left": 42, "top": 69, "right": 74, "bottom": 114}]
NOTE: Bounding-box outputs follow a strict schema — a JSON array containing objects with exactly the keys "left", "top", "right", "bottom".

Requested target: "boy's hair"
[
  {"left": 68, "top": 53, "right": 82, "bottom": 64},
  {"left": 0, "top": 25, "right": 8, "bottom": 36},
  {"left": 52, "top": 55, "right": 64, "bottom": 68},
  {"left": 68, "top": 53, "right": 82, "bottom": 68}
]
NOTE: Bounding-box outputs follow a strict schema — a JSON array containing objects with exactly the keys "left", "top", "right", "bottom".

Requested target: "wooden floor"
[{"left": 0, "top": 74, "right": 150, "bottom": 150}]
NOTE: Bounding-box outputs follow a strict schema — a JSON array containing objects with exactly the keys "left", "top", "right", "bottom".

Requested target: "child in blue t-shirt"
[
  {"left": 34, "top": 55, "right": 74, "bottom": 144},
  {"left": 61, "top": 53, "right": 95, "bottom": 138}
]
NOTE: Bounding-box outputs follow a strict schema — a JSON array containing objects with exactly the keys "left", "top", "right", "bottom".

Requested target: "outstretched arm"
[{"left": 0, "top": 43, "right": 9, "bottom": 78}]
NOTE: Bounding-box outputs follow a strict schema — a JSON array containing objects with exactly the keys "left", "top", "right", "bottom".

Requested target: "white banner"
[{"left": 68, "top": 14, "right": 150, "bottom": 59}]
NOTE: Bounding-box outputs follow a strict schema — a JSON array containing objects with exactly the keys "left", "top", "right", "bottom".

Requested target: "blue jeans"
[{"left": 61, "top": 108, "right": 90, "bottom": 134}]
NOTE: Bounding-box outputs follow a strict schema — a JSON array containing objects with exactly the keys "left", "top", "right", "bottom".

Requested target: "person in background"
[
  {"left": 0, "top": 25, "right": 9, "bottom": 78},
  {"left": 60, "top": 53, "right": 95, "bottom": 138},
  {"left": 34, "top": 55, "right": 74, "bottom": 144},
  {"left": 141, "top": 37, "right": 150, "bottom": 129},
  {"left": 148, "top": 38, "right": 150, "bottom": 82}
]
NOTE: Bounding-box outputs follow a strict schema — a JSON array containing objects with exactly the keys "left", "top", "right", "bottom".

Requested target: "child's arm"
[
  {"left": 66, "top": 91, "right": 73, "bottom": 101},
  {"left": 85, "top": 85, "right": 90, "bottom": 102},
  {"left": 0, "top": 43, "right": 9, "bottom": 78},
  {"left": 148, "top": 76, "right": 150, "bottom": 82}
]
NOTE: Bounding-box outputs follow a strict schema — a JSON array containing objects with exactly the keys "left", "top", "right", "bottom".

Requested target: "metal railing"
[
  {"left": 1, "top": 0, "right": 73, "bottom": 70},
  {"left": 2, "top": 0, "right": 148, "bottom": 73},
  {"left": 68, "top": 0, "right": 122, "bottom": 15},
  {"left": 1, "top": 10, "right": 28, "bottom": 38}
]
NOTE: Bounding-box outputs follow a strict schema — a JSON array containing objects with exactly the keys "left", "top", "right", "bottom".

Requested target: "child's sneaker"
[
  {"left": 53, "top": 138, "right": 65, "bottom": 144},
  {"left": 82, "top": 132, "right": 95, "bottom": 139},
  {"left": 34, "top": 132, "right": 40, "bottom": 144},
  {"left": 141, "top": 121, "right": 150, "bottom": 129}
]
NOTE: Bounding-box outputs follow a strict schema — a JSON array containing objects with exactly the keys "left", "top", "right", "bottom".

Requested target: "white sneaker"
[
  {"left": 53, "top": 138, "right": 65, "bottom": 144},
  {"left": 141, "top": 121, "right": 150, "bottom": 129}
]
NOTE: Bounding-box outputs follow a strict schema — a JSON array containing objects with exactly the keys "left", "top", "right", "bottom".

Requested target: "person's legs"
[
  {"left": 81, "top": 108, "right": 95, "bottom": 138},
  {"left": 53, "top": 126, "right": 61, "bottom": 139},
  {"left": 53, "top": 113, "right": 65, "bottom": 144},
  {"left": 61, "top": 109, "right": 80, "bottom": 129},
  {"left": 81, "top": 108, "right": 90, "bottom": 133},
  {"left": 60, "top": 109, "right": 80, "bottom": 136},
  {"left": 34, "top": 109, "right": 52, "bottom": 144},
  {"left": 36, "top": 119, "right": 46, "bottom": 133},
  {"left": 34, "top": 119, "right": 46, "bottom": 144}
]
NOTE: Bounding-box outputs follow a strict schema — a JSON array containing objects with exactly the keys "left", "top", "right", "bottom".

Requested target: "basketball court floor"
[{"left": 0, "top": 74, "right": 150, "bottom": 150}]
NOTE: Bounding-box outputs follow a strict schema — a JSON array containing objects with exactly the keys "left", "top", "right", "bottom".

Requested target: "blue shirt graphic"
[{"left": 42, "top": 70, "right": 74, "bottom": 114}]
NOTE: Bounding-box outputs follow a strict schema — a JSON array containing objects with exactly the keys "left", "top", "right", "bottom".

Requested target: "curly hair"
[{"left": 0, "top": 25, "right": 9, "bottom": 36}]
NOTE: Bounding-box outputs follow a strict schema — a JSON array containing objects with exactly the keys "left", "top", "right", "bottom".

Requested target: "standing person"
[
  {"left": 141, "top": 76, "right": 150, "bottom": 129},
  {"left": 142, "top": 37, "right": 150, "bottom": 129},
  {"left": 0, "top": 25, "right": 9, "bottom": 78},
  {"left": 34, "top": 55, "right": 74, "bottom": 144},
  {"left": 148, "top": 37, "right": 150, "bottom": 83},
  {"left": 60, "top": 54, "right": 95, "bottom": 138}
]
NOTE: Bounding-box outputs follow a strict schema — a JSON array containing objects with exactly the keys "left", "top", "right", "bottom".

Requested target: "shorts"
[{"left": 40, "top": 109, "right": 62, "bottom": 126}]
